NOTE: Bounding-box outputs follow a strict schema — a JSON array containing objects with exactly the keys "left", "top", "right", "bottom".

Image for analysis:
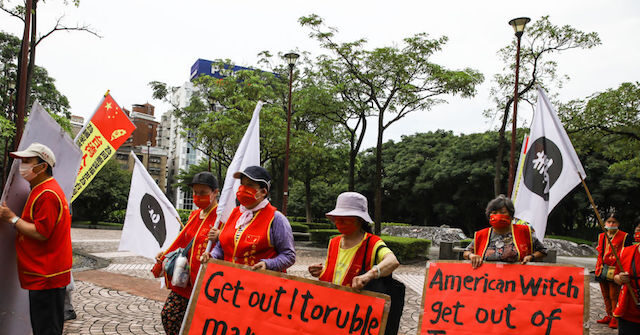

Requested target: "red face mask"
[
  {"left": 334, "top": 217, "right": 359, "bottom": 235},
  {"left": 634, "top": 232, "right": 640, "bottom": 243},
  {"left": 489, "top": 214, "right": 511, "bottom": 229},
  {"left": 193, "top": 194, "right": 211, "bottom": 209},
  {"left": 236, "top": 185, "right": 259, "bottom": 207}
]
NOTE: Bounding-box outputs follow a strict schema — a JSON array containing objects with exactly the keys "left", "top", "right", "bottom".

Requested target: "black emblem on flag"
[
  {"left": 140, "top": 193, "right": 166, "bottom": 247},
  {"left": 523, "top": 137, "right": 563, "bottom": 201}
]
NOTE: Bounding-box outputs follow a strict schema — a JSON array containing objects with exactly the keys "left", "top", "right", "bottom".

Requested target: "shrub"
[
  {"left": 309, "top": 229, "right": 340, "bottom": 247},
  {"left": 546, "top": 235, "right": 595, "bottom": 245},
  {"left": 290, "top": 222, "right": 309, "bottom": 233},
  {"left": 456, "top": 239, "right": 472, "bottom": 248},
  {"left": 107, "top": 209, "right": 127, "bottom": 224},
  {"left": 380, "top": 235, "right": 431, "bottom": 263},
  {"left": 177, "top": 209, "right": 192, "bottom": 225},
  {"left": 305, "top": 222, "right": 333, "bottom": 230}
]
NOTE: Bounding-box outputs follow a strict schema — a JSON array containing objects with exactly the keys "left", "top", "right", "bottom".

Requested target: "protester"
[
  {"left": 0, "top": 143, "right": 72, "bottom": 335},
  {"left": 155, "top": 172, "right": 220, "bottom": 335},
  {"left": 613, "top": 218, "right": 640, "bottom": 334},
  {"left": 595, "top": 212, "right": 633, "bottom": 329},
  {"left": 463, "top": 194, "right": 547, "bottom": 269},
  {"left": 205, "top": 166, "right": 295, "bottom": 272},
  {"left": 308, "top": 192, "right": 399, "bottom": 287}
]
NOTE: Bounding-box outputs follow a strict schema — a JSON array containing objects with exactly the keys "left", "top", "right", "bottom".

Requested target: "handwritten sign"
[
  {"left": 418, "top": 261, "right": 588, "bottom": 335},
  {"left": 182, "top": 260, "right": 390, "bottom": 335}
]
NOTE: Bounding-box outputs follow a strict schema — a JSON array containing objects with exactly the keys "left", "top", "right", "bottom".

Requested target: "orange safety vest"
[
  {"left": 595, "top": 230, "right": 628, "bottom": 277},
  {"left": 218, "top": 204, "right": 278, "bottom": 267},
  {"left": 163, "top": 206, "right": 218, "bottom": 298},
  {"left": 474, "top": 224, "right": 533, "bottom": 262},
  {"left": 16, "top": 177, "right": 72, "bottom": 290},
  {"left": 613, "top": 244, "right": 640, "bottom": 323},
  {"left": 318, "top": 233, "right": 381, "bottom": 287}
]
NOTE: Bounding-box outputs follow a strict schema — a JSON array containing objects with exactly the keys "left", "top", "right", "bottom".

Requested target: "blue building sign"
[{"left": 190, "top": 58, "right": 253, "bottom": 81}]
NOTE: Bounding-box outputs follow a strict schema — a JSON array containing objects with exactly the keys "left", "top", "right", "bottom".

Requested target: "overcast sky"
[{"left": 1, "top": 0, "right": 638, "bottom": 149}]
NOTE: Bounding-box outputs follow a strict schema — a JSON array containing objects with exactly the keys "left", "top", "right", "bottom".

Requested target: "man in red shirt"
[{"left": 0, "top": 143, "right": 72, "bottom": 335}]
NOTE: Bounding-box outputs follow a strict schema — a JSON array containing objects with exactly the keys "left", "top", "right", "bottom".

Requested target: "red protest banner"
[
  {"left": 418, "top": 261, "right": 588, "bottom": 335},
  {"left": 182, "top": 260, "right": 390, "bottom": 335}
]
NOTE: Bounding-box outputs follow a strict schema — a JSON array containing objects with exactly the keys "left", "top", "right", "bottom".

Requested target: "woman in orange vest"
[
  {"left": 462, "top": 195, "right": 547, "bottom": 269},
  {"left": 613, "top": 218, "right": 640, "bottom": 334},
  {"left": 307, "top": 191, "right": 399, "bottom": 288},
  {"left": 154, "top": 172, "right": 219, "bottom": 335},
  {"left": 595, "top": 212, "right": 632, "bottom": 329},
  {"left": 207, "top": 166, "right": 295, "bottom": 272}
]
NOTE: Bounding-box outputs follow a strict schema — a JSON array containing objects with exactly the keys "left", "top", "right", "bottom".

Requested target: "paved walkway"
[{"left": 66, "top": 228, "right": 616, "bottom": 335}]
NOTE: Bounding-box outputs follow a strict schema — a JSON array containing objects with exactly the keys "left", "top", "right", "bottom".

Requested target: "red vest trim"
[
  {"left": 219, "top": 204, "right": 278, "bottom": 267},
  {"left": 474, "top": 224, "right": 533, "bottom": 261},
  {"left": 613, "top": 244, "right": 640, "bottom": 322},
  {"left": 318, "top": 233, "right": 381, "bottom": 287},
  {"left": 17, "top": 178, "right": 72, "bottom": 290},
  {"left": 595, "top": 231, "right": 627, "bottom": 276}
]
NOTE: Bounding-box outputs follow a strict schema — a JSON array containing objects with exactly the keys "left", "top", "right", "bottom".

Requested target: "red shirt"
[
  {"left": 613, "top": 244, "right": 640, "bottom": 323},
  {"left": 16, "top": 177, "right": 72, "bottom": 290}
]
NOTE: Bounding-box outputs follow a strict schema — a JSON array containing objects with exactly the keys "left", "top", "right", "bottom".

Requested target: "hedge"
[
  {"left": 382, "top": 222, "right": 410, "bottom": 227},
  {"left": 309, "top": 229, "right": 340, "bottom": 246},
  {"left": 304, "top": 222, "right": 333, "bottom": 230},
  {"left": 380, "top": 235, "right": 431, "bottom": 263},
  {"left": 290, "top": 222, "right": 309, "bottom": 233},
  {"left": 107, "top": 209, "right": 127, "bottom": 224},
  {"left": 546, "top": 235, "right": 595, "bottom": 245}
]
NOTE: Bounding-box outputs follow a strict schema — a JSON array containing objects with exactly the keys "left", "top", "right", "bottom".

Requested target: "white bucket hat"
[{"left": 326, "top": 192, "right": 373, "bottom": 223}]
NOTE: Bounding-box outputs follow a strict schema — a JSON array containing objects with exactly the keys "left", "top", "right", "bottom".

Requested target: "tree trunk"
[
  {"left": 348, "top": 148, "right": 356, "bottom": 191},
  {"left": 25, "top": 1, "right": 37, "bottom": 110},
  {"left": 374, "top": 111, "right": 384, "bottom": 235},
  {"left": 304, "top": 177, "right": 312, "bottom": 223}
]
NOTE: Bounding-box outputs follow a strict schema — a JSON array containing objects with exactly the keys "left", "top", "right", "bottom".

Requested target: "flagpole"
[{"left": 579, "top": 172, "right": 638, "bottom": 305}]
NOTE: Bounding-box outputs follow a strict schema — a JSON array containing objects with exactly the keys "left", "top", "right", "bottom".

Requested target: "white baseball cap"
[{"left": 10, "top": 142, "right": 56, "bottom": 167}]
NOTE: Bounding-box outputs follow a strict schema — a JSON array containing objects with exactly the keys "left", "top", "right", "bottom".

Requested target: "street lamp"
[
  {"left": 146, "top": 124, "right": 153, "bottom": 170},
  {"left": 507, "top": 17, "right": 530, "bottom": 197},
  {"left": 282, "top": 52, "right": 299, "bottom": 215}
]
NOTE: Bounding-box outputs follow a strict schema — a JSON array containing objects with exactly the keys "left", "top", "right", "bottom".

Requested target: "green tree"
[
  {"left": 488, "top": 16, "right": 600, "bottom": 196},
  {"left": 72, "top": 158, "right": 131, "bottom": 225},
  {"left": 300, "top": 14, "right": 484, "bottom": 234}
]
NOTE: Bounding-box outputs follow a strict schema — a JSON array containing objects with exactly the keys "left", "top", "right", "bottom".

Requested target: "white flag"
[
  {"left": 119, "top": 152, "right": 182, "bottom": 259},
  {"left": 215, "top": 101, "right": 262, "bottom": 228},
  {"left": 513, "top": 88, "right": 586, "bottom": 241}
]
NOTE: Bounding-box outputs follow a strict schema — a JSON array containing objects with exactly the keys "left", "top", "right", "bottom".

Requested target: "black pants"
[
  {"left": 619, "top": 317, "right": 640, "bottom": 335},
  {"left": 29, "top": 287, "right": 66, "bottom": 335}
]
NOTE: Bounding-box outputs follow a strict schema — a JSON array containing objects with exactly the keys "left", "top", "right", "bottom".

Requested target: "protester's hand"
[
  {"left": 0, "top": 202, "right": 16, "bottom": 223},
  {"left": 200, "top": 253, "right": 211, "bottom": 263},
  {"left": 251, "top": 261, "right": 267, "bottom": 271},
  {"left": 618, "top": 271, "right": 630, "bottom": 284},
  {"left": 155, "top": 251, "right": 164, "bottom": 263},
  {"left": 352, "top": 272, "right": 374, "bottom": 290},
  {"left": 521, "top": 255, "right": 534, "bottom": 265},
  {"left": 469, "top": 254, "right": 483, "bottom": 269},
  {"left": 208, "top": 227, "right": 220, "bottom": 242},
  {"left": 308, "top": 263, "right": 323, "bottom": 277}
]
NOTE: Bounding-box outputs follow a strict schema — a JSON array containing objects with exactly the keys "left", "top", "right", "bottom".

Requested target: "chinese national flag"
[{"left": 91, "top": 94, "right": 136, "bottom": 149}]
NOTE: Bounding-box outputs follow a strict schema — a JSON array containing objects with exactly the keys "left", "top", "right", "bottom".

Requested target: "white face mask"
[{"left": 19, "top": 162, "right": 40, "bottom": 181}]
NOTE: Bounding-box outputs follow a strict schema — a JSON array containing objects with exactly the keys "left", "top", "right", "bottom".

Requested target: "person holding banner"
[
  {"left": 595, "top": 212, "right": 632, "bottom": 329},
  {"left": 155, "top": 172, "right": 219, "bottom": 335},
  {"left": 206, "top": 166, "right": 295, "bottom": 271},
  {"left": 614, "top": 219, "right": 640, "bottom": 334},
  {"left": 0, "top": 143, "right": 72, "bottom": 335},
  {"left": 463, "top": 195, "right": 547, "bottom": 269}
]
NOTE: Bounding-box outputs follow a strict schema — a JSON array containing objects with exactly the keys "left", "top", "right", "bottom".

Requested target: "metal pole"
[
  {"left": 282, "top": 64, "right": 294, "bottom": 215},
  {"left": 508, "top": 33, "right": 522, "bottom": 197},
  {"left": 14, "top": 0, "right": 33, "bottom": 150}
]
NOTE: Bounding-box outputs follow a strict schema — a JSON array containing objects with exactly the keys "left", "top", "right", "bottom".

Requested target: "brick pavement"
[{"left": 68, "top": 228, "right": 616, "bottom": 335}]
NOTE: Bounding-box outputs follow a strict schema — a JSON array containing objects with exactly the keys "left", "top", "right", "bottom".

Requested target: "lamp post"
[
  {"left": 507, "top": 17, "right": 530, "bottom": 197},
  {"left": 146, "top": 124, "right": 153, "bottom": 170},
  {"left": 282, "top": 52, "right": 299, "bottom": 215},
  {"left": 14, "top": 0, "right": 33, "bottom": 150}
]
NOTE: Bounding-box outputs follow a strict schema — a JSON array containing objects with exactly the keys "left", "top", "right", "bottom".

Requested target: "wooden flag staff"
[{"left": 579, "top": 173, "right": 638, "bottom": 305}]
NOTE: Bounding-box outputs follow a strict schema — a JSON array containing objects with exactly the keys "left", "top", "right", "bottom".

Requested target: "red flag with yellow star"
[{"left": 72, "top": 92, "right": 135, "bottom": 202}]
